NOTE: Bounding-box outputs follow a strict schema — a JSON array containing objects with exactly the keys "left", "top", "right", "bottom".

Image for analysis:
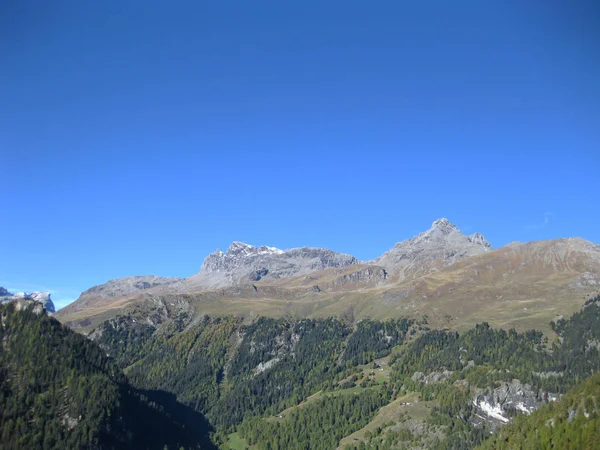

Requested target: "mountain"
[
  {"left": 371, "top": 218, "right": 492, "bottom": 280},
  {"left": 0, "top": 302, "right": 214, "bottom": 449},
  {"left": 184, "top": 241, "right": 359, "bottom": 289},
  {"left": 56, "top": 275, "right": 181, "bottom": 325},
  {"left": 0, "top": 287, "right": 56, "bottom": 313},
  {"left": 55, "top": 219, "right": 600, "bottom": 334}
]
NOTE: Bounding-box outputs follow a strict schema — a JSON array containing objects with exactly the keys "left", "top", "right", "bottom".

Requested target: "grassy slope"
[
  {"left": 337, "top": 392, "right": 433, "bottom": 449},
  {"left": 56, "top": 251, "right": 600, "bottom": 335}
]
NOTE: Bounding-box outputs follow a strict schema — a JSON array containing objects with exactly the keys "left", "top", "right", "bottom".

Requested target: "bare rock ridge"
[
  {"left": 185, "top": 241, "right": 359, "bottom": 289},
  {"left": 0, "top": 288, "right": 55, "bottom": 313},
  {"left": 372, "top": 218, "right": 492, "bottom": 280}
]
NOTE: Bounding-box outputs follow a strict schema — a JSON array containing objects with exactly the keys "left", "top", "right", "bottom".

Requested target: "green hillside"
[
  {"left": 0, "top": 302, "right": 213, "bottom": 449},
  {"left": 86, "top": 295, "right": 600, "bottom": 449}
]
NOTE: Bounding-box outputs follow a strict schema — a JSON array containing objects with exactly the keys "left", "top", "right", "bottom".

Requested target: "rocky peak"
[
  {"left": 468, "top": 232, "right": 492, "bottom": 250},
  {"left": 0, "top": 288, "right": 56, "bottom": 313},
  {"left": 372, "top": 218, "right": 493, "bottom": 280},
  {"left": 192, "top": 242, "right": 358, "bottom": 288},
  {"left": 227, "top": 242, "right": 283, "bottom": 257},
  {"left": 430, "top": 218, "right": 458, "bottom": 233}
]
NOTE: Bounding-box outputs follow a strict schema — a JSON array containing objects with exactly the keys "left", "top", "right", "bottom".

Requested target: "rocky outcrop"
[
  {"left": 472, "top": 380, "right": 559, "bottom": 429},
  {"left": 0, "top": 288, "right": 56, "bottom": 313},
  {"left": 372, "top": 218, "right": 492, "bottom": 281},
  {"left": 186, "top": 242, "right": 358, "bottom": 289},
  {"left": 311, "top": 265, "right": 388, "bottom": 292}
]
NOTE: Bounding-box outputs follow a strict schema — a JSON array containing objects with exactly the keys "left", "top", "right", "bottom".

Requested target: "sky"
[{"left": 1, "top": 1, "right": 599, "bottom": 309}]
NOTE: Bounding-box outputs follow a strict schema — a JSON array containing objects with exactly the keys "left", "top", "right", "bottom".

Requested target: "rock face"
[
  {"left": 472, "top": 380, "right": 558, "bottom": 429},
  {"left": 0, "top": 288, "right": 56, "bottom": 313},
  {"left": 185, "top": 241, "right": 358, "bottom": 289},
  {"left": 372, "top": 218, "right": 492, "bottom": 280}
]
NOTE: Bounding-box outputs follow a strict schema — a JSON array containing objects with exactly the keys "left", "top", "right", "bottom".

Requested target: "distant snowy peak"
[
  {"left": 226, "top": 241, "right": 284, "bottom": 256},
  {"left": 0, "top": 288, "right": 56, "bottom": 313},
  {"left": 197, "top": 241, "right": 358, "bottom": 284},
  {"left": 201, "top": 242, "right": 285, "bottom": 274}
]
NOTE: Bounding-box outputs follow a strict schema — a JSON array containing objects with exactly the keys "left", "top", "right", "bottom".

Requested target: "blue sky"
[{"left": 1, "top": 1, "right": 599, "bottom": 309}]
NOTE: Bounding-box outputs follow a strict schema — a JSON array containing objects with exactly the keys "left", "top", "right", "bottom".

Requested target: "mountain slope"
[
  {"left": 0, "top": 301, "right": 214, "bottom": 449},
  {"left": 56, "top": 275, "right": 181, "bottom": 325},
  {"left": 55, "top": 219, "right": 600, "bottom": 334}
]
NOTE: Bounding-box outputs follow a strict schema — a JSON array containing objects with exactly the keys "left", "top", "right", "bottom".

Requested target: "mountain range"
[
  {"left": 55, "top": 218, "right": 600, "bottom": 333},
  {"left": 6, "top": 218, "right": 600, "bottom": 449}
]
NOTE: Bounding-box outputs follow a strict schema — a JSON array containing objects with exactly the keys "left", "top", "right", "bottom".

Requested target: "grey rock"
[
  {"left": 248, "top": 268, "right": 269, "bottom": 281},
  {"left": 30, "top": 292, "right": 56, "bottom": 313},
  {"left": 472, "top": 379, "right": 559, "bottom": 429},
  {"left": 468, "top": 232, "right": 493, "bottom": 250},
  {"left": 0, "top": 287, "right": 55, "bottom": 313},
  {"left": 185, "top": 242, "right": 358, "bottom": 289},
  {"left": 372, "top": 218, "right": 492, "bottom": 280}
]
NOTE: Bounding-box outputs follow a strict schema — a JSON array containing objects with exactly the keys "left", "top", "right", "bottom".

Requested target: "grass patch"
[
  {"left": 337, "top": 392, "right": 434, "bottom": 449},
  {"left": 226, "top": 432, "right": 248, "bottom": 450}
]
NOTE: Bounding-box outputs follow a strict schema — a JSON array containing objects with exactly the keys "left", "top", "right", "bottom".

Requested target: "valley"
[{"left": 4, "top": 219, "right": 600, "bottom": 449}]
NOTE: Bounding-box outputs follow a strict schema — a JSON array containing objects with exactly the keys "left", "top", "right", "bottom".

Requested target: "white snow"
[
  {"left": 516, "top": 402, "right": 532, "bottom": 414},
  {"left": 255, "top": 246, "right": 284, "bottom": 255},
  {"left": 474, "top": 400, "right": 510, "bottom": 423}
]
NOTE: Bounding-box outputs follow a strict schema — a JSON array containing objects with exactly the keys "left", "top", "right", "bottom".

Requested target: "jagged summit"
[
  {"left": 431, "top": 217, "right": 458, "bottom": 232},
  {"left": 0, "top": 288, "right": 55, "bottom": 313},
  {"left": 468, "top": 232, "right": 493, "bottom": 250},
  {"left": 226, "top": 241, "right": 283, "bottom": 256},
  {"left": 372, "top": 218, "right": 492, "bottom": 280},
  {"left": 190, "top": 242, "right": 358, "bottom": 288}
]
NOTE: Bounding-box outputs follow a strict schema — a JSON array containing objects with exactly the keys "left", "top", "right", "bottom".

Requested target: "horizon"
[
  {"left": 3, "top": 216, "right": 597, "bottom": 310},
  {"left": 2, "top": 1, "right": 599, "bottom": 309}
]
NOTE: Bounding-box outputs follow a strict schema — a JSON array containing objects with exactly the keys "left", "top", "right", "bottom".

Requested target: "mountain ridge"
[{"left": 54, "top": 219, "right": 600, "bottom": 334}]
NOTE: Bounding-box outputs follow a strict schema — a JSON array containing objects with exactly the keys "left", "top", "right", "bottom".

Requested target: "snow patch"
[{"left": 473, "top": 399, "right": 510, "bottom": 423}]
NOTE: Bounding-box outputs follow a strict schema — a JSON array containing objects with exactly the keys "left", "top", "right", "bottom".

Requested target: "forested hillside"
[
  {"left": 0, "top": 302, "right": 213, "bottom": 450},
  {"left": 89, "top": 295, "right": 600, "bottom": 449},
  {"left": 94, "top": 312, "right": 417, "bottom": 436},
  {"left": 7, "top": 293, "right": 599, "bottom": 449}
]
